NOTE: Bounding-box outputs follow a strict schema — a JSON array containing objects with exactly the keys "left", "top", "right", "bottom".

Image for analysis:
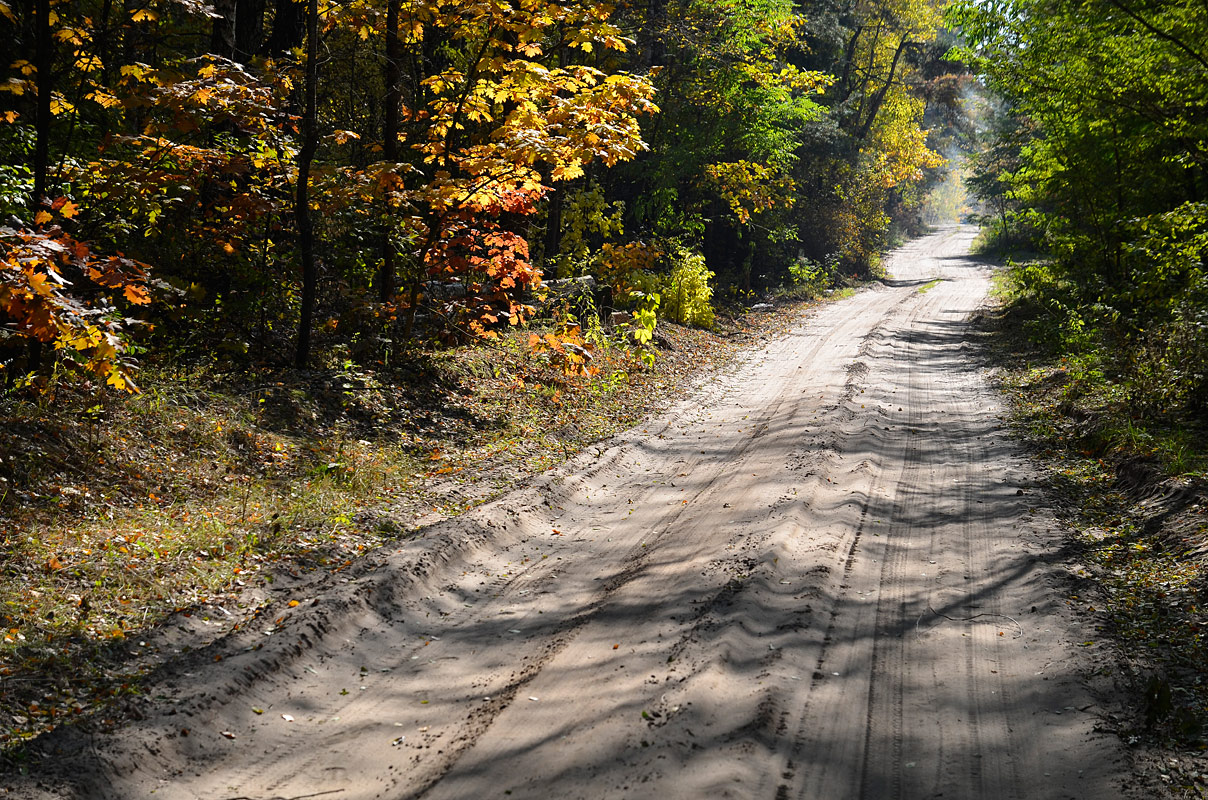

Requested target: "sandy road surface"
[{"left": 10, "top": 226, "right": 1133, "bottom": 800}]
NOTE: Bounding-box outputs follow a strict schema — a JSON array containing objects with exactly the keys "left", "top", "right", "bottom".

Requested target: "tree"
[
  {"left": 294, "top": 0, "right": 319, "bottom": 368},
  {"left": 951, "top": 0, "right": 1208, "bottom": 415}
]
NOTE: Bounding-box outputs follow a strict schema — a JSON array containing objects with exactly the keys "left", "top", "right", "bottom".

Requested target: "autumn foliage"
[
  {"left": 0, "top": 0, "right": 959, "bottom": 387},
  {"left": 1, "top": 200, "right": 153, "bottom": 390}
]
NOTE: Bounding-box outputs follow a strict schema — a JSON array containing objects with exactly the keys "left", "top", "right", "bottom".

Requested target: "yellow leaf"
[
  {"left": 131, "top": 8, "right": 158, "bottom": 22},
  {"left": 34, "top": 210, "right": 52, "bottom": 225},
  {"left": 86, "top": 90, "right": 122, "bottom": 109}
]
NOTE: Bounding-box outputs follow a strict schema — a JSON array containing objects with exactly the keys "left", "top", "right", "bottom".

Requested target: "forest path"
[{"left": 11, "top": 226, "right": 1132, "bottom": 799}]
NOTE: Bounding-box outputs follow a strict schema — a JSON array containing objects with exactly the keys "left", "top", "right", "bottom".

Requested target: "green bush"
[
  {"left": 787, "top": 254, "right": 838, "bottom": 297},
  {"left": 1129, "top": 304, "right": 1208, "bottom": 418},
  {"left": 661, "top": 248, "right": 715, "bottom": 328}
]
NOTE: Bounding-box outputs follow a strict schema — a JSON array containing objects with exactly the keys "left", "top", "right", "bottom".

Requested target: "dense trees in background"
[
  {"left": 0, "top": 0, "right": 965, "bottom": 387},
  {"left": 953, "top": 0, "right": 1208, "bottom": 419}
]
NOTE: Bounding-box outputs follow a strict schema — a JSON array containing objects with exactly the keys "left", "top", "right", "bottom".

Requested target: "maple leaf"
[
  {"left": 123, "top": 285, "right": 151, "bottom": 305},
  {"left": 51, "top": 197, "right": 80, "bottom": 218}
]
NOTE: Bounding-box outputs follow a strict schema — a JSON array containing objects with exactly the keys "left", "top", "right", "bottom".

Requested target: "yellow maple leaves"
[{"left": 2, "top": 218, "right": 154, "bottom": 392}]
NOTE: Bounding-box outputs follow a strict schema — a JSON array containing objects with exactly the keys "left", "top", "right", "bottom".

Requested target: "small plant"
[
  {"left": 661, "top": 248, "right": 715, "bottom": 328},
  {"left": 629, "top": 292, "right": 660, "bottom": 367},
  {"left": 528, "top": 321, "right": 598, "bottom": 378},
  {"left": 787, "top": 254, "right": 839, "bottom": 296}
]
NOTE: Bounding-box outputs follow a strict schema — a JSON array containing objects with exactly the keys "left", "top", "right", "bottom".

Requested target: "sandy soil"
[{"left": 6, "top": 226, "right": 1139, "bottom": 799}]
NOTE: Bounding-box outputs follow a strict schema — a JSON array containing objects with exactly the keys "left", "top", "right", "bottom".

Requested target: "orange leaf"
[
  {"left": 34, "top": 210, "right": 52, "bottom": 225},
  {"left": 123, "top": 284, "right": 150, "bottom": 305}
]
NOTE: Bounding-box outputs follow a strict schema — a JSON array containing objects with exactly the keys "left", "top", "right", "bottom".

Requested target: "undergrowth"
[{"left": 988, "top": 260, "right": 1208, "bottom": 782}]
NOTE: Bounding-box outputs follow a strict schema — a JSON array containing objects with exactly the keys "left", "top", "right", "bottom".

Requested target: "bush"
[
  {"left": 1129, "top": 304, "right": 1208, "bottom": 419},
  {"left": 661, "top": 248, "right": 715, "bottom": 328},
  {"left": 786, "top": 254, "right": 838, "bottom": 297}
]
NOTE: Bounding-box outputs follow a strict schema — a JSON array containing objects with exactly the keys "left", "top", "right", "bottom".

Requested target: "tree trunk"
[
  {"left": 293, "top": 0, "right": 318, "bottom": 369},
  {"left": 378, "top": 0, "right": 401, "bottom": 303},
  {"left": 265, "top": 0, "right": 304, "bottom": 57},
  {"left": 854, "top": 37, "right": 911, "bottom": 141},
  {"left": 234, "top": 0, "right": 266, "bottom": 63},
  {"left": 32, "top": 0, "right": 51, "bottom": 215},
  {"left": 210, "top": 0, "right": 237, "bottom": 59},
  {"left": 544, "top": 189, "right": 563, "bottom": 273},
  {"left": 837, "top": 26, "right": 863, "bottom": 102}
]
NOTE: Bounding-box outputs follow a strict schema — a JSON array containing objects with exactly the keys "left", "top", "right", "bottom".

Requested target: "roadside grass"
[
  {"left": 0, "top": 303, "right": 809, "bottom": 756},
  {"left": 986, "top": 261, "right": 1208, "bottom": 763}
]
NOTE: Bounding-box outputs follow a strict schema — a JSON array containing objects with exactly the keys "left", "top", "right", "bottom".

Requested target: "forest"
[
  {"left": 955, "top": 0, "right": 1208, "bottom": 428},
  {"left": 0, "top": 0, "right": 965, "bottom": 388},
  {"left": 0, "top": 0, "right": 973, "bottom": 749}
]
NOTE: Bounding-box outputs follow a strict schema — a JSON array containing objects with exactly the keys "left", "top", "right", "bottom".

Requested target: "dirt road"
[{"left": 10, "top": 226, "right": 1134, "bottom": 799}]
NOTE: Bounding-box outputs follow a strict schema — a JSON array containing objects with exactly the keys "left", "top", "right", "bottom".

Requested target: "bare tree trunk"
[
  {"left": 378, "top": 0, "right": 401, "bottom": 302},
  {"left": 293, "top": 0, "right": 318, "bottom": 368},
  {"left": 265, "top": 0, "right": 305, "bottom": 56},
  {"left": 210, "top": 0, "right": 237, "bottom": 58},
  {"left": 32, "top": 0, "right": 51, "bottom": 215},
  {"left": 234, "top": 0, "right": 266, "bottom": 63}
]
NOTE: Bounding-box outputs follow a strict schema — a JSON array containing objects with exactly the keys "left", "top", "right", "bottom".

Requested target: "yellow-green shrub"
[{"left": 661, "top": 248, "right": 715, "bottom": 328}]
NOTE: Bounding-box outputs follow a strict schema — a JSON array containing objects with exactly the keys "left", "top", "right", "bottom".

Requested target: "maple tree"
[
  {"left": 1, "top": 200, "right": 154, "bottom": 391},
  {"left": 0, "top": 0, "right": 960, "bottom": 387},
  {"left": 360, "top": 0, "right": 657, "bottom": 342}
]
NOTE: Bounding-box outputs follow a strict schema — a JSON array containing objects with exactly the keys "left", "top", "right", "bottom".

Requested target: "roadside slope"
[{"left": 6, "top": 226, "right": 1139, "bottom": 800}]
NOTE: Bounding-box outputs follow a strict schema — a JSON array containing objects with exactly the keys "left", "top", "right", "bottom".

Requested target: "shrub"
[{"left": 661, "top": 247, "right": 715, "bottom": 328}]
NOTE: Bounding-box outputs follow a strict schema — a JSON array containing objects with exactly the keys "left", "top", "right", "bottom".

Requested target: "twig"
[
  {"left": 221, "top": 793, "right": 342, "bottom": 800},
  {"left": 915, "top": 604, "right": 1024, "bottom": 640}
]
